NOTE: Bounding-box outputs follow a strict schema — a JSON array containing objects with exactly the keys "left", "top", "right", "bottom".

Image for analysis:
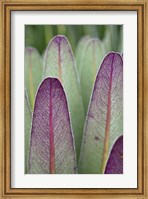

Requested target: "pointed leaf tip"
[{"left": 29, "top": 77, "right": 77, "bottom": 174}]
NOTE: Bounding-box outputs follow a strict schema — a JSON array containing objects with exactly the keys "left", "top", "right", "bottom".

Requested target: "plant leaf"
[
  {"left": 75, "top": 35, "right": 91, "bottom": 71},
  {"left": 25, "top": 90, "right": 32, "bottom": 173},
  {"left": 77, "top": 38, "right": 105, "bottom": 115},
  {"left": 83, "top": 25, "right": 98, "bottom": 37},
  {"left": 29, "top": 78, "right": 77, "bottom": 174},
  {"left": 79, "top": 52, "right": 123, "bottom": 174},
  {"left": 25, "top": 47, "right": 43, "bottom": 110},
  {"left": 105, "top": 135, "right": 123, "bottom": 174},
  {"left": 118, "top": 26, "right": 123, "bottom": 53},
  {"left": 44, "top": 25, "right": 53, "bottom": 46},
  {"left": 103, "top": 26, "right": 121, "bottom": 53},
  {"left": 43, "top": 35, "right": 85, "bottom": 159},
  {"left": 102, "top": 28, "right": 112, "bottom": 53}
]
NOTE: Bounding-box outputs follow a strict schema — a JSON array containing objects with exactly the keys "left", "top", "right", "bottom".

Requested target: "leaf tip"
[
  {"left": 105, "top": 51, "right": 123, "bottom": 61},
  {"left": 53, "top": 35, "right": 67, "bottom": 45},
  {"left": 25, "top": 47, "right": 37, "bottom": 54}
]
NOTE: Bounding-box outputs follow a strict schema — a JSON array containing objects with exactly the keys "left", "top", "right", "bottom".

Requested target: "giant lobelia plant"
[{"left": 25, "top": 35, "right": 123, "bottom": 174}]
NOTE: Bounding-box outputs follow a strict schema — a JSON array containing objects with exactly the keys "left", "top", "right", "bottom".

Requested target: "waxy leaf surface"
[
  {"left": 75, "top": 35, "right": 91, "bottom": 71},
  {"left": 25, "top": 90, "right": 32, "bottom": 173},
  {"left": 29, "top": 78, "right": 77, "bottom": 174},
  {"left": 77, "top": 38, "right": 105, "bottom": 115},
  {"left": 43, "top": 35, "right": 84, "bottom": 159},
  {"left": 79, "top": 52, "right": 123, "bottom": 174},
  {"left": 105, "top": 135, "right": 123, "bottom": 174},
  {"left": 25, "top": 47, "right": 43, "bottom": 110}
]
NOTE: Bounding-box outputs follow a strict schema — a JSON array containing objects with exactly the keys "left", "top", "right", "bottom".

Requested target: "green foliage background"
[{"left": 25, "top": 25, "right": 123, "bottom": 55}]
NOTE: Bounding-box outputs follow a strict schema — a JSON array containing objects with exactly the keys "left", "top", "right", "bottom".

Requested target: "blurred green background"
[{"left": 25, "top": 25, "right": 123, "bottom": 55}]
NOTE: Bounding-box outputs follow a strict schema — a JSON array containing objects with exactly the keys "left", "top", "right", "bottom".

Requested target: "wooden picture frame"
[{"left": 0, "top": 0, "right": 147, "bottom": 198}]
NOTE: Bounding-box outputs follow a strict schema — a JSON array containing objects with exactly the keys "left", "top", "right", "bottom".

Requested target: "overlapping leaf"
[
  {"left": 25, "top": 47, "right": 43, "bottom": 110},
  {"left": 75, "top": 35, "right": 91, "bottom": 71},
  {"left": 25, "top": 90, "right": 32, "bottom": 173},
  {"left": 76, "top": 37, "right": 105, "bottom": 115},
  {"left": 105, "top": 135, "right": 123, "bottom": 174},
  {"left": 29, "top": 78, "right": 77, "bottom": 174},
  {"left": 79, "top": 52, "right": 123, "bottom": 174},
  {"left": 43, "top": 35, "right": 84, "bottom": 159}
]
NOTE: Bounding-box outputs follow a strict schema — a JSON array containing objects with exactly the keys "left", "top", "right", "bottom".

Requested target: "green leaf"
[
  {"left": 118, "top": 26, "right": 123, "bottom": 53},
  {"left": 44, "top": 25, "right": 53, "bottom": 46},
  {"left": 83, "top": 25, "right": 98, "bottom": 37},
  {"left": 103, "top": 26, "right": 121, "bottom": 53},
  {"left": 77, "top": 37, "right": 105, "bottom": 115},
  {"left": 25, "top": 47, "right": 43, "bottom": 110},
  {"left": 25, "top": 25, "right": 34, "bottom": 47},
  {"left": 79, "top": 52, "right": 123, "bottom": 174},
  {"left": 102, "top": 27, "right": 112, "bottom": 53},
  {"left": 75, "top": 35, "right": 91, "bottom": 71},
  {"left": 25, "top": 90, "right": 32, "bottom": 173},
  {"left": 43, "top": 35, "right": 85, "bottom": 160},
  {"left": 33, "top": 26, "right": 47, "bottom": 54}
]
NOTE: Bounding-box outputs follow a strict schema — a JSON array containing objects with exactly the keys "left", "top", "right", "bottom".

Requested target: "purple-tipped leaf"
[
  {"left": 105, "top": 135, "right": 123, "bottom": 174},
  {"left": 29, "top": 78, "right": 77, "bottom": 174},
  {"left": 79, "top": 52, "right": 123, "bottom": 174},
  {"left": 43, "top": 35, "right": 84, "bottom": 160}
]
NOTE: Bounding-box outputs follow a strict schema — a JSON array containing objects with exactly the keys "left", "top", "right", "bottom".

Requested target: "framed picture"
[{"left": 0, "top": 0, "right": 148, "bottom": 198}]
